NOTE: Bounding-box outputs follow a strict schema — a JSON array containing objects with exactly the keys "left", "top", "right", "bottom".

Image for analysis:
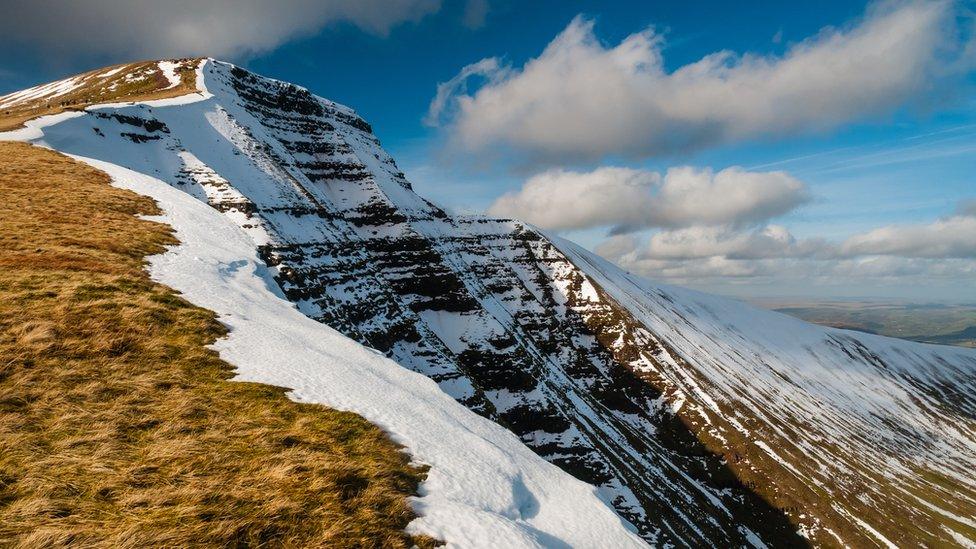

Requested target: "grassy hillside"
[
  {"left": 0, "top": 59, "right": 202, "bottom": 132},
  {"left": 0, "top": 142, "right": 435, "bottom": 547}
]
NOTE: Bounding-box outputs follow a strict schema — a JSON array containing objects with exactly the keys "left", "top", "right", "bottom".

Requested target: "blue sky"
[{"left": 2, "top": 0, "right": 974, "bottom": 301}]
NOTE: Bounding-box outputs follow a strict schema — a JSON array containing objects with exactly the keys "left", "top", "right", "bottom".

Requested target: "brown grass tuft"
[
  {"left": 0, "top": 59, "right": 202, "bottom": 132},
  {"left": 0, "top": 142, "right": 438, "bottom": 547}
]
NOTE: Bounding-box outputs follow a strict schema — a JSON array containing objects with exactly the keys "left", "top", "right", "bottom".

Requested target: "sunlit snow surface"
[{"left": 68, "top": 157, "right": 644, "bottom": 548}]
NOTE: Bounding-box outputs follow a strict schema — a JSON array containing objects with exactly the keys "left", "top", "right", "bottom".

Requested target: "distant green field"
[{"left": 749, "top": 298, "right": 976, "bottom": 348}]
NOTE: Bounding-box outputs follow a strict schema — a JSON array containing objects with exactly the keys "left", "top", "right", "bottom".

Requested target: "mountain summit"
[{"left": 3, "top": 59, "right": 975, "bottom": 547}]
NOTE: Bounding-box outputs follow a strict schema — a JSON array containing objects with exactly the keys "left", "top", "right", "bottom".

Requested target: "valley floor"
[{"left": 752, "top": 298, "right": 976, "bottom": 348}]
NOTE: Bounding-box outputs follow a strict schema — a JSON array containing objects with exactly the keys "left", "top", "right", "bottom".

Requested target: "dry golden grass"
[
  {"left": 0, "top": 59, "right": 202, "bottom": 132},
  {"left": 0, "top": 142, "right": 436, "bottom": 547}
]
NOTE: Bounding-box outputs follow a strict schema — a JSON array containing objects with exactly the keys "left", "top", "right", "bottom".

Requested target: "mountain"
[{"left": 3, "top": 58, "right": 975, "bottom": 548}]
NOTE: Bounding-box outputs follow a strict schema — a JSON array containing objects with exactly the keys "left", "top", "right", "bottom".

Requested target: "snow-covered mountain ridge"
[{"left": 3, "top": 59, "right": 974, "bottom": 548}]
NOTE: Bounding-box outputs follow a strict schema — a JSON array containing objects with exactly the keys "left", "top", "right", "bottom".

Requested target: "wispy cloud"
[
  {"left": 462, "top": 0, "right": 489, "bottom": 29},
  {"left": 814, "top": 141, "right": 976, "bottom": 174},
  {"left": 747, "top": 124, "right": 976, "bottom": 172}
]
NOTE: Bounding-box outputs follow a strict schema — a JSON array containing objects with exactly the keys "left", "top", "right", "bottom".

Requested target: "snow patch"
[
  {"left": 97, "top": 66, "right": 125, "bottom": 78},
  {"left": 71, "top": 156, "right": 646, "bottom": 549},
  {"left": 0, "top": 110, "right": 86, "bottom": 142},
  {"left": 158, "top": 61, "right": 181, "bottom": 89}
]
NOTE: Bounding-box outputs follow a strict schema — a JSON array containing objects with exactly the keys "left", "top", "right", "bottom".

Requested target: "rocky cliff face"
[
  {"left": 9, "top": 59, "right": 976, "bottom": 548},
  {"left": 192, "top": 63, "right": 789, "bottom": 545}
]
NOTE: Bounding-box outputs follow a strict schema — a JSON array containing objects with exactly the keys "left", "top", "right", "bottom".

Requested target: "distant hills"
[{"left": 757, "top": 298, "right": 976, "bottom": 348}]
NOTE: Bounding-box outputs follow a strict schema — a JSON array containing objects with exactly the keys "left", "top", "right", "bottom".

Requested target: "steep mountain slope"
[
  {"left": 78, "top": 154, "right": 647, "bottom": 548},
  {"left": 556, "top": 238, "right": 976, "bottom": 547},
  {"left": 4, "top": 59, "right": 975, "bottom": 548}
]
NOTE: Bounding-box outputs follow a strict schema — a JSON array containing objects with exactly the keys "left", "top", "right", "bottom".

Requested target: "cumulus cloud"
[
  {"left": 840, "top": 213, "right": 976, "bottom": 258},
  {"left": 640, "top": 225, "right": 829, "bottom": 260},
  {"left": 487, "top": 167, "right": 659, "bottom": 230},
  {"left": 594, "top": 234, "right": 641, "bottom": 262},
  {"left": 595, "top": 199, "right": 976, "bottom": 292},
  {"left": 0, "top": 0, "right": 440, "bottom": 58},
  {"left": 608, "top": 254, "right": 976, "bottom": 288},
  {"left": 487, "top": 166, "right": 808, "bottom": 231},
  {"left": 428, "top": 1, "right": 974, "bottom": 163},
  {"left": 425, "top": 57, "right": 507, "bottom": 127}
]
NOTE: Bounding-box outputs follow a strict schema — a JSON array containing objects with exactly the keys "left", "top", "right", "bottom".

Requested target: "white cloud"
[
  {"left": 840, "top": 213, "right": 976, "bottom": 258},
  {"left": 429, "top": 1, "right": 973, "bottom": 163},
  {"left": 0, "top": 0, "right": 441, "bottom": 58},
  {"left": 487, "top": 167, "right": 659, "bottom": 230},
  {"left": 640, "top": 225, "right": 828, "bottom": 260},
  {"left": 602, "top": 245, "right": 976, "bottom": 292},
  {"left": 425, "top": 58, "right": 506, "bottom": 127},
  {"left": 594, "top": 234, "right": 641, "bottom": 262},
  {"left": 487, "top": 166, "right": 808, "bottom": 231},
  {"left": 594, "top": 199, "right": 976, "bottom": 294}
]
